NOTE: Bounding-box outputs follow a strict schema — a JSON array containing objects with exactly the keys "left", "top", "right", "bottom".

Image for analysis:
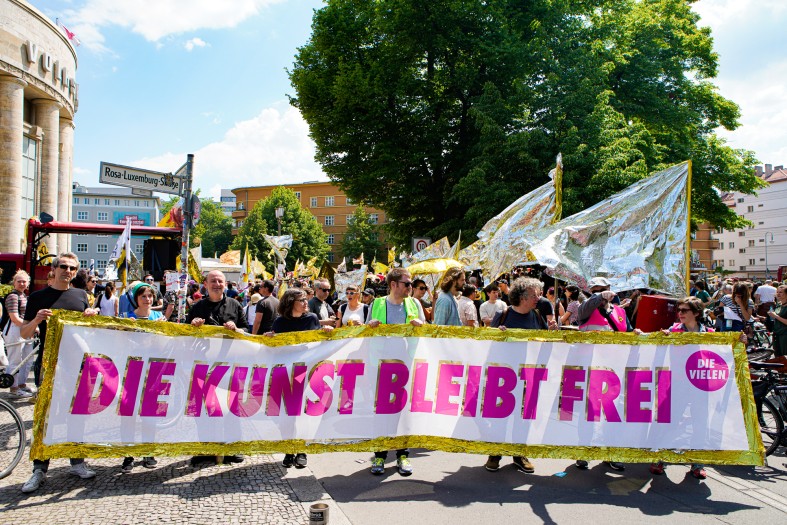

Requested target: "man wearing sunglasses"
[
  {"left": 21, "top": 252, "right": 99, "bottom": 493},
  {"left": 365, "top": 267, "right": 426, "bottom": 476},
  {"left": 308, "top": 278, "right": 336, "bottom": 328}
]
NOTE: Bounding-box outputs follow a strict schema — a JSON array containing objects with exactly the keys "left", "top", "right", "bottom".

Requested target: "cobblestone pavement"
[{"left": 0, "top": 397, "right": 315, "bottom": 525}]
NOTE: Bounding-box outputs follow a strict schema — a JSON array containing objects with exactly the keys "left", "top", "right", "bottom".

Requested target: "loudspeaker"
[{"left": 143, "top": 239, "right": 179, "bottom": 281}]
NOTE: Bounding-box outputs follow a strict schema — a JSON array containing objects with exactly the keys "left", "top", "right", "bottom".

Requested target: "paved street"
[{"left": 2, "top": 394, "right": 787, "bottom": 524}]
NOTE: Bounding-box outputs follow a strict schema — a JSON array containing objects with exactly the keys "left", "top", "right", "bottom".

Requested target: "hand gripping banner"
[{"left": 32, "top": 312, "right": 763, "bottom": 465}]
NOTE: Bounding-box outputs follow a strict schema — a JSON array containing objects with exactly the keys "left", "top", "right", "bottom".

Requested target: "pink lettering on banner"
[
  {"left": 656, "top": 369, "right": 672, "bottom": 423},
  {"left": 587, "top": 368, "right": 622, "bottom": 422},
  {"left": 462, "top": 365, "right": 482, "bottom": 417},
  {"left": 559, "top": 367, "right": 586, "bottom": 421},
  {"left": 118, "top": 357, "right": 144, "bottom": 416},
  {"left": 481, "top": 366, "right": 517, "bottom": 418},
  {"left": 71, "top": 354, "right": 119, "bottom": 415},
  {"left": 375, "top": 361, "right": 409, "bottom": 414},
  {"left": 139, "top": 359, "right": 176, "bottom": 417},
  {"left": 519, "top": 366, "right": 548, "bottom": 420},
  {"left": 625, "top": 370, "right": 653, "bottom": 422},
  {"left": 336, "top": 361, "right": 365, "bottom": 414},
  {"left": 410, "top": 361, "right": 434, "bottom": 413},
  {"left": 685, "top": 350, "right": 729, "bottom": 392},
  {"left": 228, "top": 366, "right": 268, "bottom": 417},
  {"left": 266, "top": 364, "right": 308, "bottom": 416},
  {"left": 435, "top": 363, "right": 465, "bottom": 416},
  {"left": 305, "top": 362, "right": 335, "bottom": 416},
  {"left": 186, "top": 363, "right": 230, "bottom": 417}
]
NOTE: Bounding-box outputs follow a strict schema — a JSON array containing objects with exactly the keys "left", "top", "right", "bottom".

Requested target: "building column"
[
  {"left": 59, "top": 117, "right": 75, "bottom": 252},
  {"left": 33, "top": 98, "right": 62, "bottom": 254},
  {"left": 0, "top": 76, "right": 27, "bottom": 253}
]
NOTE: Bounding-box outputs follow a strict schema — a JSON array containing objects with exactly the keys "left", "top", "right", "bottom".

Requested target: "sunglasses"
[
  {"left": 296, "top": 298, "right": 309, "bottom": 303},
  {"left": 397, "top": 281, "right": 413, "bottom": 287},
  {"left": 318, "top": 287, "right": 330, "bottom": 292},
  {"left": 677, "top": 307, "right": 693, "bottom": 313},
  {"left": 346, "top": 291, "right": 357, "bottom": 295},
  {"left": 58, "top": 264, "right": 78, "bottom": 271},
  {"left": 415, "top": 286, "right": 427, "bottom": 291}
]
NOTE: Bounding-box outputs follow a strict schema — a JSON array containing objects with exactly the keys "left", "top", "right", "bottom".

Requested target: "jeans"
[
  {"left": 375, "top": 449, "right": 408, "bottom": 459},
  {"left": 33, "top": 458, "right": 84, "bottom": 473}
]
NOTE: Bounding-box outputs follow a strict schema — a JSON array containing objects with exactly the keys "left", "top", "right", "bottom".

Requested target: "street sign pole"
[{"left": 177, "top": 154, "right": 194, "bottom": 323}]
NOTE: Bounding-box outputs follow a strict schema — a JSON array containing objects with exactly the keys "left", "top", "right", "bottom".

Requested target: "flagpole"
[
  {"left": 177, "top": 154, "right": 194, "bottom": 323},
  {"left": 685, "top": 160, "right": 693, "bottom": 296}
]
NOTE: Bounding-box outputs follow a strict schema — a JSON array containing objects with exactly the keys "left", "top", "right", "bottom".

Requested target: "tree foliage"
[
  {"left": 289, "top": 0, "right": 763, "bottom": 247},
  {"left": 341, "top": 205, "right": 383, "bottom": 262},
  {"left": 160, "top": 193, "right": 233, "bottom": 256},
  {"left": 230, "top": 186, "right": 329, "bottom": 271}
]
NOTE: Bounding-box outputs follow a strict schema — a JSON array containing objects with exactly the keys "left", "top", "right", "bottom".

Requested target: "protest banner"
[{"left": 31, "top": 312, "right": 763, "bottom": 466}]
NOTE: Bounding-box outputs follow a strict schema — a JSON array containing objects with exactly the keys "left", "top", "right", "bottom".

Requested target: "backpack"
[{"left": 0, "top": 290, "right": 22, "bottom": 334}]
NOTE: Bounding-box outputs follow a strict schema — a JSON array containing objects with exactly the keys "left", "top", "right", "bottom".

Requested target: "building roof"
[
  {"left": 763, "top": 168, "right": 787, "bottom": 183},
  {"left": 231, "top": 180, "right": 332, "bottom": 193}
]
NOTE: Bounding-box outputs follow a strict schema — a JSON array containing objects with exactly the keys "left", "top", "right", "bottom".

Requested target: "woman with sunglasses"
[
  {"left": 266, "top": 288, "right": 333, "bottom": 469},
  {"left": 337, "top": 285, "right": 368, "bottom": 327},
  {"left": 719, "top": 282, "right": 753, "bottom": 332},
  {"left": 653, "top": 296, "right": 713, "bottom": 479}
]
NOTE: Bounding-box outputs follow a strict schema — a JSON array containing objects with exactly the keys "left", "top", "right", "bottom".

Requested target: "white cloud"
[
  {"left": 63, "top": 0, "right": 287, "bottom": 51},
  {"left": 184, "top": 37, "right": 208, "bottom": 52},
  {"left": 134, "top": 102, "right": 327, "bottom": 196},
  {"left": 693, "top": 0, "right": 787, "bottom": 29}
]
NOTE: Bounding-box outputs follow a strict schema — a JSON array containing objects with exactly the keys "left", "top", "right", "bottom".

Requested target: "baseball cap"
[
  {"left": 362, "top": 288, "right": 376, "bottom": 297},
  {"left": 588, "top": 277, "right": 611, "bottom": 290}
]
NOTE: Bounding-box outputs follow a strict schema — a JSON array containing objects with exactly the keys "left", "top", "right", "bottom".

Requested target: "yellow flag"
[{"left": 388, "top": 247, "right": 395, "bottom": 265}]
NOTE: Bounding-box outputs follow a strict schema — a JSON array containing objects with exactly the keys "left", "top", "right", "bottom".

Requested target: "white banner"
[{"left": 32, "top": 314, "right": 762, "bottom": 465}]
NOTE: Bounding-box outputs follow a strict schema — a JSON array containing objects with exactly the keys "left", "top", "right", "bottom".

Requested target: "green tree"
[
  {"left": 159, "top": 193, "right": 233, "bottom": 255},
  {"left": 230, "top": 187, "right": 329, "bottom": 271},
  {"left": 341, "top": 205, "right": 383, "bottom": 262},
  {"left": 289, "top": 0, "right": 763, "bottom": 246}
]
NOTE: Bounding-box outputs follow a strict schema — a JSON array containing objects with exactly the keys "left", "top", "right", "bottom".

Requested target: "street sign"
[
  {"left": 413, "top": 237, "right": 431, "bottom": 253},
  {"left": 191, "top": 195, "right": 201, "bottom": 226},
  {"left": 131, "top": 187, "right": 153, "bottom": 197},
  {"left": 99, "top": 161, "right": 182, "bottom": 195}
]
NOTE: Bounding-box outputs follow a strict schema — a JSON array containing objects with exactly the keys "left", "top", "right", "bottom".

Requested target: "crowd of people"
[{"left": 3, "top": 251, "right": 786, "bottom": 494}]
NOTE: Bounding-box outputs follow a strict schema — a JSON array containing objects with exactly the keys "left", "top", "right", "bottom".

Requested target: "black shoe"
[
  {"left": 283, "top": 454, "right": 295, "bottom": 468},
  {"left": 121, "top": 457, "right": 134, "bottom": 473},
  {"left": 224, "top": 454, "right": 245, "bottom": 464},
  {"left": 575, "top": 460, "right": 589, "bottom": 470},
  {"left": 605, "top": 461, "right": 625, "bottom": 472},
  {"left": 191, "top": 455, "right": 217, "bottom": 467},
  {"left": 142, "top": 457, "right": 157, "bottom": 469},
  {"left": 294, "top": 453, "right": 307, "bottom": 468}
]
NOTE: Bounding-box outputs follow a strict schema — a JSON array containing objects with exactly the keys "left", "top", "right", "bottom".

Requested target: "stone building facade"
[{"left": 0, "top": 0, "right": 78, "bottom": 253}]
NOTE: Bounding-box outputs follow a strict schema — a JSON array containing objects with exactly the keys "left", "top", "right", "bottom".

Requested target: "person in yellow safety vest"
[{"left": 365, "top": 267, "right": 426, "bottom": 477}]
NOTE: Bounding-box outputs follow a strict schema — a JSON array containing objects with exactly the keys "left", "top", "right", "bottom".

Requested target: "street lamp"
[
  {"left": 764, "top": 232, "right": 774, "bottom": 279},
  {"left": 275, "top": 206, "right": 284, "bottom": 237}
]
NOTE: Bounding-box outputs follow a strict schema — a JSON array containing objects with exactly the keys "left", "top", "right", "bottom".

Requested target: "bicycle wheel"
[
  {"left": 0, "top": 398, "right": 26, "bottom": 479},
  {"left": 758, "top": 397, "right": 784, "bottom": 456}
]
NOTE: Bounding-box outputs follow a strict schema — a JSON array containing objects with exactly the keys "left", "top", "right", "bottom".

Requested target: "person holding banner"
[
  {"left": 336, "top": 285, "right": 368, "bottom": 327},
  {"left": 485, "top": 277, "right": 557, "bottom": 474},
  {"left": 366, "top": 267, "right": 426, "bottom": 476},
  {"left": 20, "top": 253, "right": 99, "bottom": 494},
  {"left": 267, "top": 288, "right": 333, "bottom": 468}
]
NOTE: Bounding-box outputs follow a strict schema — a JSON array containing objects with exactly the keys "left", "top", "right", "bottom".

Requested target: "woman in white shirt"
[
  {"left": 336, "top": 285, "right": 368, "bottom": 327},
  {"left": 95, "top": 282, "right": 119, "bottom": 316}
]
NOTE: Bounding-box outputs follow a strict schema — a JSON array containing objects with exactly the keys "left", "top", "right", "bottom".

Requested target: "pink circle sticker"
[{"left": 685, "top": 350, "right": 729, "bottom": 392}]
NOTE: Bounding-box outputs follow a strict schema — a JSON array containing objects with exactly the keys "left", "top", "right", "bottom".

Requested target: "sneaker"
[
  {"left": 605, "top": 461, "right": 625, "bottom": 472},
  {"left": 649, "top": 462, "right": 665, "bottom": 475},
  {"left": 512, "top": 456, "right": 535, "bottom": 474},
  {"left": 370, "top": 457, "right": 385, "bottom": 475},
  {"left": 69, "top": 462, "right": 96, "bottom": 479},
  {"left": 142, "top": 457, "right": 157, "bottom": 469},
  {"left": 575, "top": 460, "right": 589, "bottom": 470},
  {"left": 690, "top": 465, "right": 707, "bottom": 480},
  {"left": 9, "top": 389, "right": 33, "bottom": 398},
  {"left": 19, "top": 385, "right": 35, "bottom": 394},
  {"left": 294, "top": 453, "right": 307, "bottom": 468},
  {"left": 121, "top": 457, "right": 134, "bottom": 473},
  {"left": 282, "top": 454, "right": 295, "bottom": 468},
  {"left": 485, "top": 456, "right": 501, "bottom": 472},
  {"left": 21, "top": 469, "right": 46, "bottom": 493},
  {"left": 396, "top": 455, "right": 413, "bottom": 476}
]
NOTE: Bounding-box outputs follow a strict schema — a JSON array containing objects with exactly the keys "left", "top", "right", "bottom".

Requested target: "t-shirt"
[
  {"left": 695, "top": 290, "right": 711, "bottom": 304},
  {"left": 479, "top": 300, "right": 506, "bottom": 324},
  {"left": 186, "top": 295, "right": 249, "bottom": 330},
  {"left": 339, "top": 303, "right": 368, "bottom": 326},
  {"left": 3, "top": 290, "right": 26, "bottom": 336},
  {"left": 720, "top": 294, "right": 754, "bottom": 322},
  {"left": 254, "top": 295, "right": 280, "bottom": 334},
  {"left": 755, "top": 285, "right": 777, "bottom": 304},
  {"left": 24, "top": 287, "right": 89, "bottom": 384},
  {"left": 566, "top": 301, "right": 580, "bottom": 325},
  {"left": 96, "top": 293, "right": 117, "bottom": 316},
  {"left": 271, "top": 313, "right": 321, "bottom": 333},
  {"left": 774, "top": 304, "right": 787, "bottom": 336},
  {"left": 536, "top": 297, "right": 554, "bottom": 319},
  {"left": 308, "top": 297, "right": 335, "bottom": 321},
  {"left": 127, "top": 310, "right": 164, "bottom": 321},
  {"left": 226, "top": 289, "right": 239, "bottom": 299},
  {"left": 491, "top": 308, "right": 546, "bottom": 330},
  {"left": 458, "top": 296, "right": 478, "bottom": 326}
]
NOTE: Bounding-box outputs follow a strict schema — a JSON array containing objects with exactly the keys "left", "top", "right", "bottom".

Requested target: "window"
[
  {"left": 134, "top": 200, "right": 140, "bottom": 207},
  {"left": 237, "top": 220, "right": 244, "bottom": 228},
  {"left": 237, "top": 202, "right": 244, "bottom": 210},
  {"left": 97, "top": 212, "right": 108, "bottom": 222},
  {"left": 747, "top": 206, "right": 754, "bottom": 213},
  {"left": 80, "top": 260, "right": 88, "bottom": 269},
  {"left": 295, "top": 192, "right": 301, "bottom": 200},
  {"left": 370, "top": 232, "right": 379, "bottom": 241},
  {"left": 21, "top": 136, "right": 36, "bottom": 220},
  {"left": 94, "top": 198, "right": 100, "bottom": 205},
  {"left": 748, "top": 240, "right": 755, "bottom": 247},
  {"left": 739, "top": 248, "right": 746, "bottom": 254},
  {"left": 758, "top": 204, "right": 764, "bottom": 207},
  {"left": 77, "top": 211, "right": 89, "bottom": 221},
  {"left": 144, "top": 201, "right": 150, "bottom": 207},
  {"left": 76, "top": 243, "right": 88, "bottom": 252},
  {"left": 729, "top": 259, "right": 735, "bottom": 267},
  {"left": 738, "top": 231, "right": 745, "bottom": 237},
  {"left": 327, "top": 234, "right": 334, "bottom": 245},
  {"left": 310, "top": 197, "right": 318, "bottom": 207},
  {"left": 83, "top": 198, "right": 89, "bottom": 204},
  {"left": 104, "top": 198, "right": 110, "bottom": 205},
  {"left": 370, "top": 213, "right": 378, "bottom": 224},
  {"left": 73, "top": 197, "right": 79, "bottom": 204},
  {"left": 758, "top": 221, "right": 764, "bottom": 225},
  {"left": 97, "top": 244, "right": 108, "bottom": 253},
  {"left": 346, "top": 196, "right": 354, "bottom": 205},
  {"left": 719, "top": 242, "right": 724, "bottom": 249},
  {"left": 760, "top": 258, "right": 765, "bottom": 262},
  {"left": 740, "top": 266, "right": 747, "bottom": 271},
  {"left": 325, "top": 215, "right": 334, "bottom": 226},
  {"left": 737, "top": 198, "right": 744, "bottom": 203},
  {"left": 759, "top": 239, "right": 764, "bottom": 243},
  {"left": 327, "top": 252, "right": 335, "bottom": 262},
  {"left": 134, "top": 244, "right": 144, "bottom": 255},
  {"left": 325, "top": 196, "right": 334, "bottom": 206},
  {"left": 749, "top": 259, "right": 756, "bottom": 265},
  {"left": 346, "top": 215, "right": 354, "bottom": 225},
  {"left": 96, "top": 260, "right": 108, "bottom": 270},
  {"left": 114, "top": 199, "right": 120, "bottom": 206},
  {"left": 729, "top": 242, "right": 735, "bottom": 249}
]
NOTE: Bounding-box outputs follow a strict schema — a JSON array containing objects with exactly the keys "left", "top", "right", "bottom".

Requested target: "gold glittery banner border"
[{"left": 31, "top": 311, "right": 762, "bottom": 466}]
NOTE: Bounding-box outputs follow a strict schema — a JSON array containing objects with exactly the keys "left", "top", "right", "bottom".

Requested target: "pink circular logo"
[{"left": 685, "top": 351, "right": 729, "bottom": 391}]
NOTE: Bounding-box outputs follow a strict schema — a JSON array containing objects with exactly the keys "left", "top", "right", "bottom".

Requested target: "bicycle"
[
  {"left": 749, "top": 360, "right": 787, "bottom": 456},
  {"left": 0, "top": 337, "right": 37, "bottom": 479}
]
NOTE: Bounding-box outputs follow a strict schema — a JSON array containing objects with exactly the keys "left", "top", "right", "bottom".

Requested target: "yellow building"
[{"left": 232, "top": 181, "right": 388, "bottom": 263}]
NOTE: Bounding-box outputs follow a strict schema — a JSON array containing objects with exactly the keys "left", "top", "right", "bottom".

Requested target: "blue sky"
[{"left": 33, "top": 0, "right": 787, "bottom": 201}]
